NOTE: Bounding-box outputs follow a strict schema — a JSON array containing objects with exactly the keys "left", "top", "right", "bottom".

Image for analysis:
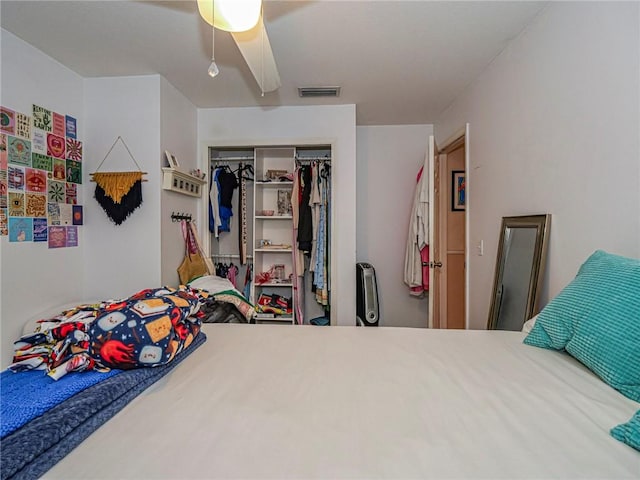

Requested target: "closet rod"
[
  {"left": 211, "top": 156, "right": 255, "bottom": 162},
  {"left": 296, "top": 157, "right": 331, "bottom": 162},
  {"left": 211, "top": 253, "right": 254, "bottom": 259}
]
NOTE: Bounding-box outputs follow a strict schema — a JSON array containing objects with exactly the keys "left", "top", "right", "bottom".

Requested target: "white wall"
[
  {"left": 356, "top": 125, "right": 433, "bottom": 327},
  {"left": 160, "top": 77, "right": 198, "bottom": 286},
  {"left": 435, "top": 2, "right": 640, "bottom": 329},
  {"left": 83, "top": 75, "right": 162, "bottom": 300},
  {"left": 0, "top": 30, "right": 85, "bottom": 367},
  {"left": 198, "top": 105, "right": 357, "bottom": 325}
]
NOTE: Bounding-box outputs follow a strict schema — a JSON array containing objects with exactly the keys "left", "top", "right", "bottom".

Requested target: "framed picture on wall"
[
  {"left": 452, "top": 170, "right": 465, "bottom": 211},
  {"left": 165, "top": 150, "right": 179, "bottom": 169}
]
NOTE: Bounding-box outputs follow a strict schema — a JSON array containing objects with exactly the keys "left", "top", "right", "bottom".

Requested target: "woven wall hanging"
[{"left": 90, "top": 136, "right": 147, "bottom": 225}]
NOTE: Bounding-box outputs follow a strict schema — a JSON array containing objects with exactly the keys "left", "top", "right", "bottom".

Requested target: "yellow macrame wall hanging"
[{"left": 90, "top": 136, "right": 147, "bottom": 225}]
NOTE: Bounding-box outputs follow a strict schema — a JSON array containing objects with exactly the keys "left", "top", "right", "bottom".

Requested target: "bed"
[
  {"left": 39, "top": 324, "right": 638, "bottom": 479},
  {"left": 2, "top": 251, "right": 639, "bottom": 479}
]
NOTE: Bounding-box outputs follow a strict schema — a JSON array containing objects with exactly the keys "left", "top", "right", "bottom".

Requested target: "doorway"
[{"left": 429, "top": 131, "right": 467, "bottom": 329}]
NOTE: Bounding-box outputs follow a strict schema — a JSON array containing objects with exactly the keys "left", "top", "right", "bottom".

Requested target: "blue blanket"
[
  {"left": 1, "top": 368, "right": 122, "bottom": 438},
  {"left": 1, "top": 332, "right": 206, "bottom": 480}
]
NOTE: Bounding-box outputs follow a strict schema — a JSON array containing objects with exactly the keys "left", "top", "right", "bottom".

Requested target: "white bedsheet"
[{"left": 46, "top": 324, "right": 639, "bottom": 479}]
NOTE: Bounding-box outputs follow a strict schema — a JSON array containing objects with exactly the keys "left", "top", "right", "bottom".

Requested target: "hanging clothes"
[
  {"left": 404, "top": 166, "right": 429, "bottom": 296},
  {"left": 227, "top": 263, "right": 239, "bottom": 289},
  {"left": 209, "top": 167, "right": 223, "bottom": 237},
  {"left": 313, "top": 163, "right": 330, "bottom": 306},
  {"left": 217, "top": 168, "right": 238, "bottom": 234},
  {"left": 297, "top": 166, "right": 313, "bottom": 253},
  {"left": 309, "top": 162, "right": 321, "bottom": 273},
  {"left": 292, "top": 160, "right": 332, "bottom": 317},
  {"left": 243, "top": 264, "right": 252, "bottom": 300},
  {"left": 291, "top": 167, "right": 305, "bottom": 324}
]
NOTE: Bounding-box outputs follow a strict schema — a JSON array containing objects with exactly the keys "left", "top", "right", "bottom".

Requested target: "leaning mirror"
[{"left": 487, "top": 214, "right": 551, "bottom": 331}]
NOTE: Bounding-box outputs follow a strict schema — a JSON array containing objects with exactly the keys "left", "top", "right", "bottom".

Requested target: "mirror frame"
[{"left": 487, "top": 214, "right": 551, "bottom": 330}]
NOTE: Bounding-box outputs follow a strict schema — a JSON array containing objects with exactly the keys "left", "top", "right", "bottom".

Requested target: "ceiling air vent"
[{"left": 298, "top": 86, "right": 341, "bottom": 98}]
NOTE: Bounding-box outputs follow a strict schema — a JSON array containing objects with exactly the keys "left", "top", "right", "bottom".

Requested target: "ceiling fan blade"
[{"left": 231, "top": 15, "right": 281, "bottom": 93}]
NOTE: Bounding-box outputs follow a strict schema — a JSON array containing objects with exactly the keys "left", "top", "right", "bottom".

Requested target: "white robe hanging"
[{"left": 404, "top": 166, "right": 429, "bottom": 295}]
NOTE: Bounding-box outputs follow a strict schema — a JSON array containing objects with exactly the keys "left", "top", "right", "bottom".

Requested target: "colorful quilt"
[
  {"left": 1, "top": 333, "right": 207, "bottom": 480},
  {"left": 10, "top": 286, "right": 208, "bottom": 380}
]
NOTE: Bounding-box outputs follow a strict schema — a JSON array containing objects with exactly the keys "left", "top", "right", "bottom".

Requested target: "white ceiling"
[{"left": 0, "top": 1, "right": 547, "bottom": 125}]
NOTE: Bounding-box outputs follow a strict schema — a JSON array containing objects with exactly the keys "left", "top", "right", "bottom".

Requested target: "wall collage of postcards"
[{"left": 0, "top": 104, "right": 83, "bottom": 247}]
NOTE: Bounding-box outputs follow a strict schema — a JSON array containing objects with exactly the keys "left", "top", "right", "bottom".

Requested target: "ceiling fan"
[{"left": 196, "top": 0, "right": 281, "bottom": 94}]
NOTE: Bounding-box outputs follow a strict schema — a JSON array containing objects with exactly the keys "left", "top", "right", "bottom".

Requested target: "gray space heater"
[{"left": 356, "top": 262, "right": 379, "bottom": 326}]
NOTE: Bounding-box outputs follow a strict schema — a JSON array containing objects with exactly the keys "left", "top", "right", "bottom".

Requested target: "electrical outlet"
[{"left": 477, "top": 240, "right": 484, "bottom": 256}]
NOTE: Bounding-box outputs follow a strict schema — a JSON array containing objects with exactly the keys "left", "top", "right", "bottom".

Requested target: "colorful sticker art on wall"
[
  {"left": 52, "top": 112, "right": 65, "bottom": 137},
  {"left": 52, "top": 158, "right": 66, "bottom": 181},
  {"left": 8, "top": 192, "right": 25, "bottom": 217},
  {"left": 48, "top": 181, "right": 65, "bottom": 203},
  {"left": 47, "top": 133, "right": 65, "bottom": 159},
  {"left": 66, "top": 183, "right": 77, "bottom": 204},
  {"left": 33, "top": 217, "right": 47, "bottom": 242},
  {"left": 48, "top": 202, "right": 60, "bottom": 225},
  {"left": 65, "top": 116, "right": 77, "bottom": 139},
  {"left": 48, "top": 225, "right": 66, "bottom": 248},
  {"left": 66, "top": 138, "right": 82, "bottom": 161},
  {"left": 9, "top": 217, "right": 33, "bottom": 242},
  {"left": 72, "top": 205, "right": 83, "bottom": 225},
  {"left": 0, "top": 170, "right": 7, "bottom": 209},
  {"left": 66, "top": 160, "right": 81, "bottom": 183},
  {"left": 0, "top": 107, "right": 16, "bottom": 135},
  {"left": 8, "top": 136, "right": 31, "bottom": 166},
  {"left": 8, "top": 166, "right": 25, "bottom": 190},
  {"left": 32, "top": 105, "right": 52, "bottom": 132},
  {"left": 59, "top": 203, "right": 72, "bottom": 225},
  {"left": 32, "top": 153, "right": 52, "bottom": 171},
  {"left": 25, "top": 168, "right": 47, "bottom": 193},
  {"left": 0, "top": 209, "right": 7, "bottom": 236},
  {"left": 0, "top": 104, "right": 83, "bottom": 241},
  {"left": 0, "top": 135, "right": 7, "bottom": 170},
  {"left": 66, "top": 225, "right": 78, "bottom": 247},
  {"left": 15, "top": 113, "right": 31, "bottom": 139},
  {"left": 31, "top": 129, "right": 47, "bottom": 154},
  {"left": 25, "top": 193, "right": 47, "bottom": 217}
]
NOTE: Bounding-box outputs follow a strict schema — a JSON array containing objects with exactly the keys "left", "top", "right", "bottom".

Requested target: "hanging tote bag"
[
  {"left": 177, "top": 220, "right": 208, "bottom": 284},
  {"left": 188, "top": 221, "right": 215, "bottom": 276}
]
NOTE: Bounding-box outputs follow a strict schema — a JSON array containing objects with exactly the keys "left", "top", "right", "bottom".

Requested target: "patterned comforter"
[
  {"left": 1, "top": 333, "right": 207, "bottom": 480},
  {"left": 10, "top": 286, "right": 208, "bottom": 379}
]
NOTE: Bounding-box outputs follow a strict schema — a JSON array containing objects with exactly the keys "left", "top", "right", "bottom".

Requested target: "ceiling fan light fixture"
[{"left": 197, "top": 0, "right": 262, "bottom": 32}]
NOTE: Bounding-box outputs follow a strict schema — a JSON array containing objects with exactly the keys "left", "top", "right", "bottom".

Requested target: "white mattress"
[{"left": 46, "top": 324, "right": 639, "bottom": 479}]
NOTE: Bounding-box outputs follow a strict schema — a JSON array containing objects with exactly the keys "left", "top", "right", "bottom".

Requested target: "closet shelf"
[
  {"left": 254, "top": 248, "right": 292, "bottom": 253},
  {"left": 162, "top": 167, "right": 206, "bottom": 197},
  {"left": 256, "top": 282, "right": 293, "bottom": 287},
  {"left": 255, "top": 215, "right": 293, "bottom": 220}
]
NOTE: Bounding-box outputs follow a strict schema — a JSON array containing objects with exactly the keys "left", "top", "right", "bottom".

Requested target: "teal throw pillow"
[
  {"left": 611, "top": 410, "right": 640, "bottom": 451},
  {"left": 524, "top": 250, "right": 640, "bottom": 402}
]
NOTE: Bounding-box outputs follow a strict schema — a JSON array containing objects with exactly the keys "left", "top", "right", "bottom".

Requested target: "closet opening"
[{"left": 206, "top": 144, "right": 333, "bottom": 326}]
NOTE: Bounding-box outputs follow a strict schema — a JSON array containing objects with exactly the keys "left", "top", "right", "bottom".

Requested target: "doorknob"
[{"left": 429, "top": 261, "right": 443, "bottom": 268}]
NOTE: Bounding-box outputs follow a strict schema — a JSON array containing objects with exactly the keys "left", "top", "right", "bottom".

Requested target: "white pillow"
[
  {"left": 188, "top": 275, "right": 239, "bottom": 295},
  {"left": 522, "top": 314, "right": 538, "bottom": 334}
]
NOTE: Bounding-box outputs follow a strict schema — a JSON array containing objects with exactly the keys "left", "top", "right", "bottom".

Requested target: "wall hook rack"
[{"left": 171, "top": 212, "right": 192, "bottom": 222}]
